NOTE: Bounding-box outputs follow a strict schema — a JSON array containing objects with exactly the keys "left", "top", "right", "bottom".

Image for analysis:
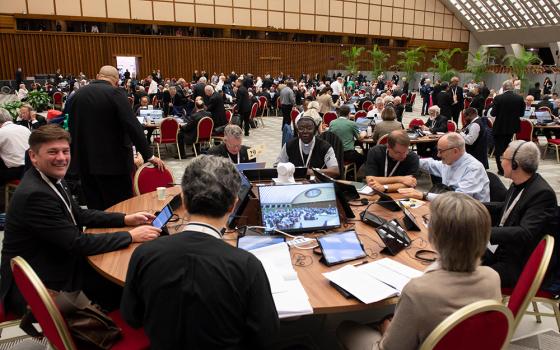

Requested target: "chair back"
[
  {"left": 250, "top": 102, "right": 258, "bottom": 119},
  {"left": 377, "top": 134, "right": 389, "bottom": 145},
  {"left": 460, "top": 111, "right": 466, "bottom": 128},
  {"left": 354, "top": 110, "right": 367, "bottom": 120},
  {"left": 507, "top": 235, "right": 555, "bottom": 331},
  {"left": 419, "top": 300, "right": 513, "bottom": 350},
  {"left": 53, "top": 92, "right": 63, "bottom": 104},
  {"left": 258, "top": 96, "right": 267, "bottom": 110},
  {"left": 276, "top": 96, "right": 282, "bottom": 109},
  {"left": 133, "top": 163, "right": 175, "bottom": 195},
  {"left": 409, "top": 93, "right": 416, "bottom": 105},
  {"left": 290, "top": 108, "right": 300, "bottom": 124},
  {"left": 195, "top": 116, "right": 214, "bottom": 143},
  {"left": 158, "top": 118, "right": 180, "bottom": 143},
  {"left": 447, "top": 120, "right": 457, "bottom": 132},
  {"left": 323, "top": 112, "right": 338, "bottom": 126},
  {"left": 515, "top": 118, "right": 533, "bottom": 141},
  {"left": 484, "top": 97, "right": 494, "bottom": 109},
  {"left": 225, "top": 110, "right": 232, "bottom": 123},
  {"left": 464, "top": 97, "right": 471, "bottom": 109},
  {"left": 408, "top": 118, "right": 425, "bottom": 129},
  {"left": 11, "top": 256, "right": 77, "bottom": 350},
  {"left": 537, "top": 106, "right": 552, "bottom": 114},
  {"left": 362, "top": 101, "right": 373, "bottom": 111},
  {"left": 401, "top": 94, "right": 407, "bottom": 105}
]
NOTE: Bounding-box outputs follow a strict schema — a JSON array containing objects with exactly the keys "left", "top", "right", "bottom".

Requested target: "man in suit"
[
  {"left": 0, "top": 109, "right": 30, "bottom": 187},
  {"left": 528, "top": 82, "right": 542, "bottom": 101},
  {"left": 177, "top": 97, "right": 211, "bottom": 158},
  {"left": 490, "top": 80, "right": 525, "bottom": 175},
  {"left": 483, "top": 141, "right": 557, "bottom": 288},
  {"left": 16, "top": 105, "right": 46, "bottom": 130},
  {"left": 204, "top": 85, "right": 227, "bottom": 129},
  {"left": 469, "top": 85, "right": 485, "bottom": 116},
  {"left": 449, "top": 76, "right": 464, "bottom": 125},
  {"left": 435, "top": 82, "right": 453, "bottom": 119},
  {"left": 192, "top": 76, "right": 207, "bottom": 104},
  {"left": 68, "top": 66, "right": 165, "bottom": 210},
  {"left": 207, "top": 125, "right": 255, "bottom": 163},
  {"left": 0, "top": 125, "right": 161, "bottom": 315},
  {"left": 235, "top": 78, "right": 252, "bottom": 136}
]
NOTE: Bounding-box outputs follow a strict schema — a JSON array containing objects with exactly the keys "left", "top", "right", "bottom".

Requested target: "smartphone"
[{"left": 152, "top": 204, "right": 173, "bottom": 234}]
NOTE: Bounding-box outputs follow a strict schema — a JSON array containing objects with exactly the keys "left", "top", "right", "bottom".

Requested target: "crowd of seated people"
[{"left": 262, "top": 206, "right": 338, "bottom": 230}]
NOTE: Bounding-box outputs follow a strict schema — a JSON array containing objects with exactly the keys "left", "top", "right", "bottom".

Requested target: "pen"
[{"left": 353, "top": 260, "right": 368, "bottom": 267}]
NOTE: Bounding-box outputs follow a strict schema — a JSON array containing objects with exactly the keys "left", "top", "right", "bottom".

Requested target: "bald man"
[
  {"left": 68, "top": 65, "right": 165, "bottom": 210},
  {"left": 204, "top": 84, "right": 227, "bottom": 129}
]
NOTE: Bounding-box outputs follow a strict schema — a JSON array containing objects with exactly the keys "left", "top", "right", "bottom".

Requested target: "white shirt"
[
  {"left": 366, "top": 108, "right": 383, "bottom": 121},
  {"left": 0, "top": 121, "right": 31, "bottom": 168},
  {"left": 331, "top": 80, "right": 343, "bottom": 96},
  {"left": 148, "top": 80, "right": 158, "bottom": 95},
  {"left": 17, "top": 88, "right": 28, "bottom": 100},
  {"left": 460, "top": 117, "right": 481, "bottom": 145}
]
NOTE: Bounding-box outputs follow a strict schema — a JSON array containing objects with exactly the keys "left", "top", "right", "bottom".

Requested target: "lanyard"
[
  {"left": 37, "top": 170, "right": 77, "bottom": 226},
  {"left": 499, "top": 189, "right": 525, "bottom": 227},
  {"left": 299, "top": 139, "right": 316, "bottom": 168},
  {"left": 185, "top": 222, "right": 222, "bottom": 239},
  {"left": 229, "top": 151, "right": 240, "bottom": 164},
  {"left": 384, "top": 151, "right": 400, "bottom": 177}
]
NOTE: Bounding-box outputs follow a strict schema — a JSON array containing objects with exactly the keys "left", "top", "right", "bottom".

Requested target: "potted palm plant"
[
  {"left": 503, "top": 48, "right": 542, "bottom": 93},
  {"left": 367, "top": 45, "right": 389, "bottom": 79},
  {"left": 339, "top": 46, "right": 365, "bottom": 75},
  {"left": 467, "top": 48, "right": 489, "bottom": 81},
  {"left": 429, "top": 48, "right": 463, "bottom": 82},
  {"left": 397, "top": 46, "right": 425, "bottom": 84}
]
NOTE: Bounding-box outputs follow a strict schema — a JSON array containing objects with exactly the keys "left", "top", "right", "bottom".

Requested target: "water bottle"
[{"left": 366, "top": 125, "right": 372, "bottom": 137}]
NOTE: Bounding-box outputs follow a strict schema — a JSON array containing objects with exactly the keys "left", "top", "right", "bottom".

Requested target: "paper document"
[
  {"left": 323, "top": 265, "right": 399, "bottom": 304},
  {"left": 358, "top": 258, "right": 423, "bottom": 292},
  {"left": 250, "top": 243, "right": 313, "bottom": 318},
  {"left": 358, "top": 185, "right": 374, "bottom": 195}
]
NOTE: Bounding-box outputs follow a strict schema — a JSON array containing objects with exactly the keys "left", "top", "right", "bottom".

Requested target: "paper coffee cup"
[{"left": 156, "top": 187, "right": 166, "bottom": 200}]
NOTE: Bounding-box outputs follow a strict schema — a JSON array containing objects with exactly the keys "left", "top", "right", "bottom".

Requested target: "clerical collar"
[
  {"left": 185, "top": 222, "right": 222, "bottom": 239},
  {"left": 513, "top": 173, "right": 536, "bottom": 190}
]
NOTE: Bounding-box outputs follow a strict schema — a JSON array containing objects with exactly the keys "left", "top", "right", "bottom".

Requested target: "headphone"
[{"left": 511, "top": 141, "right": 527, "bottom": 171}]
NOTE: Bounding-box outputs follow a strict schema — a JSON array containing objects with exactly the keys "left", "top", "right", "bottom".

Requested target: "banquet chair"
[
  {"left": 249, "top": 102, "right": 260, "bottom": 128},
  {"left": 258, "top": 96, "right": 269, "bottom": 118},
  {"left": 153, "top": 117, "right": 181, "bottom": 159},
  {"left": 52, "top": 92, "right": 63, "bottom": 110},
  {"left": 408, "top": 118, "right": 425, "bottom": 129},
  {"left": 10, "top": 256, "right": 150, "bottom": 350},
  {"left": 377, "top": 134, "right": 389, "bottom": 145},
  {"left": 362, "top": 101, "right": 373, "bottom": 111},
  {"left": 4, "top": 179, "right": 20, "bottom": 213},
  {"left": 133, "top": 163, "right": 175, "bottom": 196},
  {"left": 323, "top": 112, "right": 338, "bottom": 127},
  {"left": 193, "top": 117, "right": 214, "bottom": 157},
  {"left": 354, "top": 110, "right": 367, "bottom": 120},
  {"left": 419, "top": 300, "right": 513, "bottom": 350},
  {"left": 447, "top": 120, "right": 457, "bottom": 132},
  {"left": 514, "top": 118, "right": 534, "bottom": 142}
]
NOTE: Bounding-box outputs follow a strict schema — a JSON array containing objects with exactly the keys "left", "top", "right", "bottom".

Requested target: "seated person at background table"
[
  {"left": 469, "top": 85, "right": 485, "bottom": 116},
  {"left": 524, "top": 95, "right": 535, "bottom": 116},
  {"left": 371, "top": 106, "right": 403, "bottom": 145},
  {"left": 416, "top": 105, "right": 448, "bottom": 158},
  {"left": 207, "top": 125, "right": 255, "bottom": 164},
  {"left": 134, "top": 95, "right": 150, "bottom": 116},
  {"left": 0, "top": 125, "right": 161, "bottom": 316},
  {"left": 399, "top": 133, "right": 490, "bottom": 202},
  {"left": 0, "top": 108, "right": 30, "bottom": 187},
  {"left": 162, "top": 85, "right": 185, "bottom": 117},
  {"left": 338, "top": 192, "right": 501, "bottom": 350},
  {"left": 365, "top": 130, "right": 419, "bottom": 193},
  {"left": 177, "top": 97, "right": 211, "bottom": 158},
  {"left": 366, "top": 97, "right": 384, "bottom": 122},
  {"left": 205, "top": 85, "right": 227, "bottom": 131},
  {"left": 483, "top": 141, "right": 557, "bottom": 288},
  {"left": 528, "top": 82, "right": 541, "bottom": 101},
  {"left": 329, "top": 104, "right": 365, "bottom": 170},
  {"left": 460, "top": 107, "right": 488, "bottom": 169},
  {"left": 392, "top": 96, "right": 404, "bottom": 122},
  {"left": 121, "top": 155, "right": 279, "bottom": 349},
  {"left": 16, "top": 104, "right": 46, "bottom": 130},
  {"left": 536, "top": 95, "right": 555, "bottom": 113},
  {"left": 276, "top": 115, "right": 339, "bottom": 178}
]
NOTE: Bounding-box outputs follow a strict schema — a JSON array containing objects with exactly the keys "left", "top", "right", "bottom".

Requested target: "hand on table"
[
  {"left": 149, "top": 156, "right": 165, "bottom": 171},
  {"left": 124, "top": 211, "right": 156, "bottom": 226},
  {"left": 400, "top": 175, "right": 417, "bottom": 188},
  {"left": 366, "top": 178, "right": 384, "bottom": 192},
  {"left": 129, "top": 225, "right": 161, "bottom": 243},
  {"left": 397, "top": 187, "right": 423, "bottom": 200}
]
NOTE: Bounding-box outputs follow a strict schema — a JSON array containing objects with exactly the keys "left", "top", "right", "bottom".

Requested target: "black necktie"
[{"left": 55, "top": 182, "right": 71, "bottom": 207}]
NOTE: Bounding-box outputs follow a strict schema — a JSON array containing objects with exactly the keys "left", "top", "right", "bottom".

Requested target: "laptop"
[
  {"left": 535, "top": 111, "right": 552, "bottom": 124},
  {"left": 236, "top": 162, "right": 266, "bottom": 172},
  {"left": 139, "top": 109, "right": 163, "bottom": 121}
]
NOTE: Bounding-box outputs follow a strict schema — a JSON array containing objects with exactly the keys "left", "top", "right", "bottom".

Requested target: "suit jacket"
[
  {"left": 0, "top": 167, "right": 132, "bottom": 313},
  {"left": 192, "top": 82, "right": 207, "bottom": 103},
  {"left": 206, "top": 92, "right": 227, "bottom": 128},
  {"left": 485, "top": 174, "right": 557, "bottom": 287},
  {"left": 436, "top": 91, "right": 453, "bottom": 119},
  {"left": 16, "top": 115, "right": 46, "bottom": 130},
  {"left": 68, "top": 80, "right": 153, "bottom": 176},
  {"left": 180, "top": 110, "right": 211, "bottom": 144},
  {"left": 490, "top": 91, "right": 524, "bottom": 135},
  {"left": 426, "top": 115, "right": 448, "bottom": 134},
  {"left": 470, "top": 94, "right": 485, "bottom": 116},
  {"left": 236, "top": 86, "right": 251, "bottom": 114},
  {"left": 448, "top": 85, "right": 464, "bottom": 112},
  {"left": 207, "top": 143, "right": 256, "bottom": 163},
  {"left": 527, "top": 88, "right": 541, "bottom": 101}
]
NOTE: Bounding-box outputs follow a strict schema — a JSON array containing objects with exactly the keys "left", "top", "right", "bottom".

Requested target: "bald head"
[
  {"left": 204, "top": 85, "right": 214, "bottom": 96},
  {"left": 97, "top": 66, "right": 119, "bottom": 86}
]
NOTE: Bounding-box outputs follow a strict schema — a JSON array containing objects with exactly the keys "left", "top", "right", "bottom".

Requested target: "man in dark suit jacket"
[
  {"left": 204, "top": 85, "right": 227, "bottom": 129},
  {"left": 0, "top": 125, "right": 161, "bottom": 315},
  {"left": 448, "top": 77, "right": 464, "bottom": 125},
  {"left": 483, "top": 141, "right": 557, "bottom": 288},
  {"left": 490, "top": 81, "right": 525, "bottom": 175},
  {"left": 469, "top": 86, "right": 485, "bottom": 116},
  {"left": 178, "top": 98, "right": 211, "bottom": 157},
  {"left": 16, "top": 105, "right": 46, "bottom": 130},
  {"left": 68, "top": 66, "right": 164, "bottom": 210},
  {"left": 528, "top": 82, "right": 541, "bottom": 101},
  {"left": 192, "top": 77, "right": 208, "bottom": 104},
  {"left": 435, "top": 82, "right": 453, "bottom": 119},
  {"left": 235, "top": 78, "right": 252, "bottom": 136},
  {"left": 207, "top": 125, "right": 256, "bottom": 163}
]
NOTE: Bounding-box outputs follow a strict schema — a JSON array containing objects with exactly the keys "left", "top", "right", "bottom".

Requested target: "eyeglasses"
[{"left": 437, "top": 147, "right": 457, "bottom": 154}]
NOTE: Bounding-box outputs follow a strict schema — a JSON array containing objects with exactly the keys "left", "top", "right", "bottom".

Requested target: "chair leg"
[
  {"left": 532, "top": 301, "right": 542, "bottom": 323},
  {"left": 552, "top": 301, "right": 560, "bottom": 332},
  {"left": 176, "top": 142, "right": 181, "bottom": 160},
  {"left": 193, "top": 143, "right": 198, "bottom": 157},
  {"left": 156, "top": 143, "right": 161, "bottom": 158},
  {"left": 556, "top": 145, "right": 560, "bottom": 163},
  {"left": 259, "top": 116, "right": 265, "bottom": 127}
]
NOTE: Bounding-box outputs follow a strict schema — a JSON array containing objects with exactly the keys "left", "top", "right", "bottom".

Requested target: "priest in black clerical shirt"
[
  {"left": 121, "top": 155, "right": 279, "bottom": 349},
  {"left": 207, "top": 124, "right": 256, "bottom": 164}
]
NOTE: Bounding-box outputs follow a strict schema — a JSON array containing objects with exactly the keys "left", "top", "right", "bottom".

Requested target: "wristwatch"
[{"left": 383, "top": 185, "right": 389, "bottom": 193}]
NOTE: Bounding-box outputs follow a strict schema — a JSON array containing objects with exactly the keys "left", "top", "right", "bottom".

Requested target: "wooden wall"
[{"left": 0, "top": 32, "right": 468, "bottom": 80}]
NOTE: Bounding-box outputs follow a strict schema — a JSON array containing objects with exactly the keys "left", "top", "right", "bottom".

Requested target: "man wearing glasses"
[
  {"left": 207, "top": 125, "right": 255, "bottom": 163},
  {"left": 399, "top": 133, "right": 490, "bottom": 202},
  {"left": 276, "top": 115, "right": 339, "bottom": 178}
]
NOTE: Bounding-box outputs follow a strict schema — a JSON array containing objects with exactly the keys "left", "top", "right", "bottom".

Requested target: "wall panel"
[{"left": 0, "top": 32, "right": 467, "bottom": 80}]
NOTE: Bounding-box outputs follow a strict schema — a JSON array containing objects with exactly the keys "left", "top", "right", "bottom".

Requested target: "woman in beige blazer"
[
  {"left": 317, "top": 87, "right": 338, "bottom": 115},
  {"left": 370, "top": 106, "right": 403, "bottom": 144},
  {"left": 337, "top": 192, "right": 501, "bottom": 350}
]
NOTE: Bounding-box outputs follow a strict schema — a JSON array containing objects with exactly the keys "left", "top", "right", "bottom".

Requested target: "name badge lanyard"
[
  {"left": 299, "top": 140, "right": 316, "bottom": 168},
  {"left": 229, "top": 152, "right": 240, "bottom": 164},
  {"left": 452, "top": 87, "right": 458, "bottom": 104},
  {"left": 185, "top": 223, "right": 222, "bottom": 239},
  {"left": 499, "top": 189, "right": 525, "bottom": 227},
  {"left": 385, "top": 151, "right": 400, "bottom": 177},
  {"left": 38, "top": 170, "right": 77, "bottom": 226}
]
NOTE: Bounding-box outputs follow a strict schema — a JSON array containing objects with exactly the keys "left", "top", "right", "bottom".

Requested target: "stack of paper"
[
  {"left": 250, "top": 243, "right": 313, "bottom": 319},
  {"left": 323, "top": 258, "right": 423, "bottom": 303}
]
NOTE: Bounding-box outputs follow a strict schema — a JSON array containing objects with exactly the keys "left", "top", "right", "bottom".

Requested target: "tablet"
[
  {"left": 317, "top": 230, "right": 366, "bottom": 266},
  {"left": 152, "top": 204, "right": 173, "bottom": 230},
  {"left": 237, "top": 235, "right": 286, "bottom": 251}
]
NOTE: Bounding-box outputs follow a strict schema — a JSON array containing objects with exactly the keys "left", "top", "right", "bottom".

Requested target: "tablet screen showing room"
[
  {"left": 317, "top": 230, "right": 366, "bottom": 265},
  {"left": 237, "top": 236, "right": 286, "bottom": 251},
  {"left": 258, "top": 183, "right": 341, "bottom": 234}
]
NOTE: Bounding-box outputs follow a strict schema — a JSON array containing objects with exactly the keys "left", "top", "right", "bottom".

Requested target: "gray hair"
[
  {"left": 502, "top": 80, "right": 513, "bottom": 91},
  {"left": 224, "top": 124, "right": 243, "bottom": 139},
  {"left": 0, "top": 108, "right": 12, "bottom": 123},
  {"left": 446, "top": 132, "right": 465, "bottom": 150},
  {"left": 428, "top": 105, "right": 440, "bottom": 115},
  {"left": 508, "top": 140, "right": 540, "bottom": 173},
  {"left": 181, "top": 155, "right": 241, "bottom": 218},
  {"left": 198, "top": 76, "right": 207, "bottom": 83}
]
